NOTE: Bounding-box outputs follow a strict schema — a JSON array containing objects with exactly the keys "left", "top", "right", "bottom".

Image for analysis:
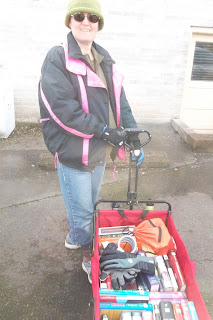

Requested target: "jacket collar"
[{"left": 67, "top": 32, "right": 115, "bottom": 67}]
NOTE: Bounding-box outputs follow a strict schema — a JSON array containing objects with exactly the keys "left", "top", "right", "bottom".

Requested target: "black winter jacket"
[{"left": 38, "top": 32, "right": 137, "bottom": 171}]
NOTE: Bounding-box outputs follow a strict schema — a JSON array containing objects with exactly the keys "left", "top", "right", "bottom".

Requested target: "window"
[{"left": 191, "top": 42, "right": 213, "bottom": 81}]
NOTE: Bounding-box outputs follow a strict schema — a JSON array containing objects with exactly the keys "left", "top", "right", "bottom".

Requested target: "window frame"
[{"left": 186, "top": 26, "right": 213, "bottom": 89}]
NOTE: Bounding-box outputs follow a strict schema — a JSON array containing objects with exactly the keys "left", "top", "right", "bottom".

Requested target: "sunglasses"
[{"left": 71, "top": 12, "right": 100, "bottom": 23}]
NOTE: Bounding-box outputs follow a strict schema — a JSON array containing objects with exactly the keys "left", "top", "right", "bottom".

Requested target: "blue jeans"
[{"left": 57, "top": 162, "right": 105, "bottom": 247}]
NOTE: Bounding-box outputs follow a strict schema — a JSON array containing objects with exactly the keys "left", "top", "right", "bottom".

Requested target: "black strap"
[
  {"left": 137, "top": 210, "right": 149, "bottom": 221},
  {"left": 158, "top": 226, "right": 162, "bottom": 243},
  {"left": 142, "top": 210, "right": 149, "bottom": 219},
  {"left": 148, "top": 219, "right": 156, "bottom": 227},
  {"left": 110, "top": 148, "right": 117, "bottom": 162},
  {"left": 117, "top": 210, "right": 128, "bottom": 219}
]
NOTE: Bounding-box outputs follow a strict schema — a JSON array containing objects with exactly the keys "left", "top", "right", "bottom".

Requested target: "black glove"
[
  {"left": 100, "top": 242, "right": 136, "bottom": 263},
  {"left": 101, "top": 126, "right": 127, "bottom": 148},
  {"left": 100, "top": 242, "right": 136, "bottom": 259},
  {"left": 100, "top": 255, "right": 155, "bottom": 275},
  {"left": 127, "top": 135, "right": 144, "bottom": 166},
  {"left": 100, "top": 250, "right": 136, "bottom": 264},
  {"left": 100, "top": 268, "right": 137, "bottom": 289},
  {"left": 131, "top": 139, "right": 141, "bottom": 151},
  {"left": 127, "top": 133, "right": 140, "bottom": 154},
  {"left": 111, "top": 270, "right": 138, "bottom": 290},
  {"left": 127, "top": 132, "right": 140, "bottom": 144}
]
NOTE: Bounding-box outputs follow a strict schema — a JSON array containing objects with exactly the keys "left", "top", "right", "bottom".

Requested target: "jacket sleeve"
[
  {"left": 120, "top": 87, "right": 138, "bottom": 129},
  {"left": 39, "top": 46, "right": 105, "bottom": 138}
]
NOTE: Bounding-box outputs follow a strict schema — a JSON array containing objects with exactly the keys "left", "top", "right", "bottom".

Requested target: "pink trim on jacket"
[
  {"left": 54, "top": 152, "right": 60, "bottom": 169},
  {"left": 40, "top": 118, "right": 50, "bottom": 122},
  {"left": 77, "top": 74, "right": 89, "bottom": 165},
  {"left": 117, "top": 145, "right": 126, "bottom": 161},
  {"left": 86, "top": 67, "right": 106, "bottom": 88},
  {"left": 77, "top": 75, "right": 89, "bottom": 113},
  {"left": 40, "top": 83, "right": 93, "bottom": 139},
  {"left": 63, "top": 37, "right": 106, "bottom": 89}
]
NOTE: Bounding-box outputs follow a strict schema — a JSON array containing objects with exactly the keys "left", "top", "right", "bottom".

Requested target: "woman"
[{"left": 38, "top": 0, "right": 142, "bottom": 283}]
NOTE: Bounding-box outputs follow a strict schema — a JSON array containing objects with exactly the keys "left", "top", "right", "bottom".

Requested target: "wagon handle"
[
  {"left": 90, "top": 128, "right": 152, "bottom": 256},
  {"left": 94, "top": 199, "right": 172, "bottom": 212},
  {"left": 123, "top": 128, "right": 152, "bottom": 208},
  {"left": 124, "top": 128, "right": 152, "bottom": 149}
]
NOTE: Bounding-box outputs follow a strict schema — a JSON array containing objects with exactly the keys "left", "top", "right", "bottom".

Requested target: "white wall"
[{"left": 1, "top": 0, "right": 213, "bottom": 123}]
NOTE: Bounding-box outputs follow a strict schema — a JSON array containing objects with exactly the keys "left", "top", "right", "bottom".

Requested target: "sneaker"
[
  {"left": 82, "top": 258, "right": 92, "bottom": 284},
  {"left": 65, "top": 234, "right": 81, "bottom": 249}
]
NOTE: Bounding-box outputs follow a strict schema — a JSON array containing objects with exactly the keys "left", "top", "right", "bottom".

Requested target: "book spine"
[
  {"left": 119, "top": 311, "right": 132, "bottom": 319},
  {"left": 106, "top": 275, "right": 112, "bottom": 289},
  {"left": 159, "top": 281, "right": 164, "bottom": 292},
  {"left": 173, "top": 303, "right": 185, "bottom": 320},
  {"left": 163, "top": 254, "right": 178, "bottom": 291},
  {"left": 149, "top": 292, "right": 187, "bottom": 300},
  {"left": 142, "top": 311, "right": 153, "bottom": 319},
  {"left": 99, "top": 288, "right": 149, "bottom": 297},
  {"left": 188, "top": 301, "right": 199, "bottom": 320},
  {"left": 132, "top": 311, "right": 143, "bottom": 320},
  {"left": 100, "top": 295, "right": 148, "bottom": 303},
  {"left": 180, "top": 300, "right": 192, "bottom": 320},
  {"left": 168, "top": 251, "right": 187, "bottom": 292},
  {"left": 155, "top": 255, "right": 173, "bottom": 291},
  {"left": 99, "top": 225, "right": 135, "bottom": 235},
  {"left": 149, "top": 299, "right": 186, "bottom": 305},
  {"left": 100, "top": 302, "right": 153, "bottom": 311},
  {"left": 153, "top": 304, "right": 161, "bottom": 320}
]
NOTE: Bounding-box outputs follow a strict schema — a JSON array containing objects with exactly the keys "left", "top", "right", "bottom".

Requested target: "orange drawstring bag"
[{"left": 134, "top": 218, "right": 176, "bottom": 255}]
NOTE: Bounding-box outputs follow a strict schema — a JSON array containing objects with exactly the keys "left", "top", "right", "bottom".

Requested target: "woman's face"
[{"left": 69, "top": 12, "right": 99, "bottom": 47}]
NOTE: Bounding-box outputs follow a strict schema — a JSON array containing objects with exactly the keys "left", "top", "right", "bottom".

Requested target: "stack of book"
[{"left": 99, "top": 226, "right": 199, "bottom": 320}]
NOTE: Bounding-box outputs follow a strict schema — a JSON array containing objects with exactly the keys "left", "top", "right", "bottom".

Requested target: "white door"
[{"left": 181, "top": 27, "right": 213, "bottom": 133}]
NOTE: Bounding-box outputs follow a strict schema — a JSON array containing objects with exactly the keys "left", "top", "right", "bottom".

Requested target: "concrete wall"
[{"left": 1, "top": 0, "right": 213, "bottom": 124}]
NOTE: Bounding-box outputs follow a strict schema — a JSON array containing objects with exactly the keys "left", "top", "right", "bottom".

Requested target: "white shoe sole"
[
  {"left": 65, "top": 240, "right": 81, "bottom": 249},
  {"left": 82, "top": 262, "right": 92, "bottom": 284}
]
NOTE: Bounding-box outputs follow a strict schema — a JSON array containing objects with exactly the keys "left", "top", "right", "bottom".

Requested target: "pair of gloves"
[
  {"left": 99, "top": 243, "right": 155, "bottom": 290},
  {"left": 101, "top": 126, "right": 144, "bottom": 166}
]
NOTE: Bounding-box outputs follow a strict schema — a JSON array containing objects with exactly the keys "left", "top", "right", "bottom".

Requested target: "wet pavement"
[{"left": 0, "top": 123, "right": 213, "bottom": 320}]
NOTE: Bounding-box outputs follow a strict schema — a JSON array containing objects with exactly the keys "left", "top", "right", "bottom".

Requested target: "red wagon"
[{"left": 89, "top": 129, "right": 211, "bottom": 320}]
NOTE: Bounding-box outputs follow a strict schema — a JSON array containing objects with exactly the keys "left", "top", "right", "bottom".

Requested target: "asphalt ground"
[{"left": 0, "top": 123, "right": 213, "bottom": 320}]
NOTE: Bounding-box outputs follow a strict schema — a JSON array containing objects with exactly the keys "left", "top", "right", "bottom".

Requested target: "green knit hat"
[{"left": 65, "top": 0, "right": 104, "bottom": 30}]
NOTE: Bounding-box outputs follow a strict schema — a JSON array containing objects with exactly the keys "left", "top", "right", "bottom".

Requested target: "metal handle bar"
[
  {"left": 122, "top": 128, "right": 152, "bottom": 208},
  {"left": 94, "top": 199, "right": 172, "bottom": 212},
  {"left": 124, "top": 128, "right": 152, "bottom": 149}
]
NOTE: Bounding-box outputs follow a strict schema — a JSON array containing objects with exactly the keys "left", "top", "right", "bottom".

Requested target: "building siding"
[{"left": 1, "top": 0, "right": 213, "bottom": 123}]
